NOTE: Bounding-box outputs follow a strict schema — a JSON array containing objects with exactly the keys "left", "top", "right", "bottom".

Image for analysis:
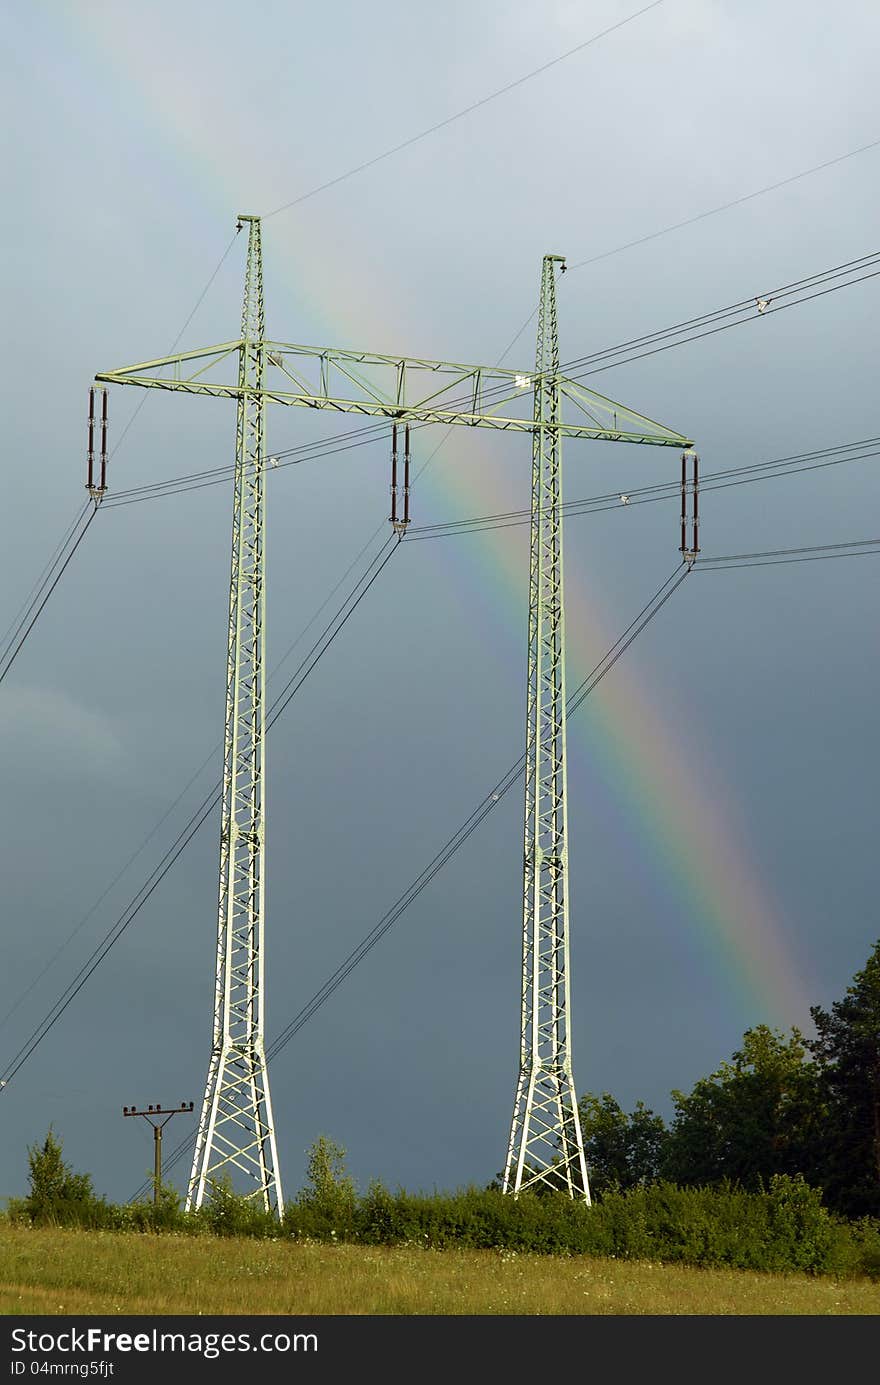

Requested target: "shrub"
[
  {"left": 764, "top": 1173, "right": 836, "bottom": 1273},
  {"left": 5, "top": 1129, "right": 880, "bottom": 1279},
  {"left": 19, "top": 1129, "right": 102, "bottom": 1227},
  {"left": 285, "top": 1136, "right": 357, "bottom": 1241},
  {"left": 197, "top": 1175, "right": 277, "bottom": 1238}
]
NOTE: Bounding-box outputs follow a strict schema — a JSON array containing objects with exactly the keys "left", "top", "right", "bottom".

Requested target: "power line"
[
  {"left": 0, "top": 784, "right": 221, "bottom": 1091},
  {"left": 0, "top": 742, "right": 220, "bottom": 1039},
  {"left": 0, "top": 537, "right": 399, "bottom": 1091},
  {"left": 102, "top": 426, "right": 390, "bottom": 509},
  {"left": 0, "top": 502, "right": 90, "bottom": 659},
  {"left": 0, "top": 529, "right": 398, "bottom": 1039},
  {"left": 696, "top": 539, "right": 880, "bottom": 570},
  {"left": 104, "top": 235, "right": 240, "bottom": 476},
  {"left": 701, "top": 538, "right": 880, "bottom": 562},
  {"left": 99, "top": 248, "right": 880, "bottom": 514},
  {"left": 457, "top": 252, "right": 877, "bottom": 405},
  {"left": 570, "top": 266, "right": 880, "bottom": 381},
  {"left": 407, "top": 445, "right": 880, "bottom": 536},
  {"left": 567, "top": 136, "right": 880, "bottom": 271},
  {"left": 266, "top": 538, "right": 399, "bottom": 733},
  {"left": 0, "top": 234, "right": 240, "bottom": 692},
  {"left": 563, "top": 250, "right": 880, "bottom": 371},
  {"left": 402, "top": 438, "right": 880, "bottom": 541},
  {"left": 267, "top": 567, "right": 691, "bottom": 1059},
  {"left": 0, "top": 506, "right": 97, "bottom": 689},
  {"left": 259, "top": 19, "right": 880, "bottom": 297},
  {"left": 264, "top": 2, "right": 666, "bottom": 219},
  {"left": 701, "top": 551, "right": 880, "bottom": 571},
  {"left": 466, "top": 151, "right": 880, "bottom": 360}
]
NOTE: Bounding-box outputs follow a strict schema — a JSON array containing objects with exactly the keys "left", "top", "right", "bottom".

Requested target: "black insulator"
[
  {"left": 98, "top": 397, "right": 105, "bottom": 476},
  {"left": 87, "top": 388, "right": 95, "bottom": 491},
  {"left": 692, "top": 454, "right": 700, "bottom": 553},
  {"left": 390, "top": 425, "right": 398, "bottom": 524},
  {"left": 99, "top": 390, "right": 109, "bottom": 491}
]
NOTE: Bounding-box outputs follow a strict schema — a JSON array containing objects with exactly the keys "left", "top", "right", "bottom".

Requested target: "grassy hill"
[{"left": 2, "top": 1225, "right": 879, "bottom": 1315}]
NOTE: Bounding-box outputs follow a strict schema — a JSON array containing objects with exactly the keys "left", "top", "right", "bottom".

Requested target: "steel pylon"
[
  {"left": 95, "top": 230, "right": 695, "bottom": 1211},
  {"left": 186, "top": 215, "right": 283, "bottom": 1214},
  {"left": 503, "top": 255, "right": 590, "bottom": 1201}
]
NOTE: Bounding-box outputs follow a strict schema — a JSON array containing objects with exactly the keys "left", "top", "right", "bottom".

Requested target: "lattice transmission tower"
[
  {"left": 94, "top": 220, "right": 692, "bottom": 1213},
  {"left": 184, "top": 215, "right": 281, "bottom": 1213},
  {"left": 503, "top": 255, "right": 587, "bottom": 1198}
]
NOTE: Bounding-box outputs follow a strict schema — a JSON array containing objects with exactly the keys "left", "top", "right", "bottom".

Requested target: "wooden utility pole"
[{"left": 123, "top": 1102, "right": 194, "bottom": 1205}]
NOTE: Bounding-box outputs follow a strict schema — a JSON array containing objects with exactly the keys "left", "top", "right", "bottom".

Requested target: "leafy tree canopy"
[
  {"left": 809, "top": 939, "right": 880, "bottom": 1217},
  {"left": 578, "top": 1092, "right": 667, "bottom": 1196},
  {"left": 24, "top": 1128, "right": 94, "bottom": 1222},
  {"left": 659, "top": 1025, "right": 823, "bottom": 1191}
]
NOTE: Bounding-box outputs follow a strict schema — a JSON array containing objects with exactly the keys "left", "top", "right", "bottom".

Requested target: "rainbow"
[
  {"left": 65, "top": 6, "right": 814, "bottom": 1032},
  {"left": 414, "top": 457, "right": 811, "bottom": 1027}
]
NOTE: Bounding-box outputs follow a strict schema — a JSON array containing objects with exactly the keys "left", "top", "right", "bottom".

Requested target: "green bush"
[
  {"left": 197, "top": 1176, "right": 277, "bottom": 1238},
  {"left": 823, "top": 1215, "right": 880, "bottom": 1279},
  {"left": 5, "top": 1130, "right": 879, "bottom": 1278},
  {"left": 584, "top": 1177, "right": 837, "bottom": 1273},
  {"left": 16, "top": 1129, "right": 105, "bottom": 1228},
  {"left": 287, "top": 1175, "right": 874, "bottom": 1277},
  {"left": 764, "top": 1173, "right": 837, "bottom": 1272},
  {"left": 285, "top": 1136, "right": 357, "bottom": 1241}
]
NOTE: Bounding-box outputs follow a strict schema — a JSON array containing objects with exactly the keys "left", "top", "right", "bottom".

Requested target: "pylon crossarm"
[
  {"left": 327, "top": 356, "right": 404, "bottom": 410},
  {"left": 96, "top": 341, "right": 691, "bottom": 447},
  {"left": 268, "top": 340, "right": 532, "bottom": 380},
  {"left": 98, "top": 341, "right": 243, "bottom": 380},
  {"left": 560, "top": 378, "right": 692, "bottom": 447},
  {"left": 96, "top": 373, "right": 687, "bottom": 444}
]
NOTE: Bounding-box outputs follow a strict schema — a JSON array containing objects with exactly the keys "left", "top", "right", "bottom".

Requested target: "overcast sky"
[{"left": 1, "top": 0, "right": 879, "bottom": 1205}]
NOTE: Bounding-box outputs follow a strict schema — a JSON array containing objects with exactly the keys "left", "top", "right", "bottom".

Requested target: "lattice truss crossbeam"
[{"left": 96, "top": 342, "right": 689, "bottom": 447}]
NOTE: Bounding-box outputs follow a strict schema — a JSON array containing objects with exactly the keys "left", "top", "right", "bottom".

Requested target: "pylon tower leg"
[
  {"left": 502, "top": 255, "right": 590, "bottom": 1201},
  {"left": 187, "top": 216, "right": 283, "bottom": 1215}
]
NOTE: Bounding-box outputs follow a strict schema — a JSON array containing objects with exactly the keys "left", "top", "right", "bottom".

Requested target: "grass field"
[{"left": 1, "top": 1226, "right": 879, "bottom": 1315}]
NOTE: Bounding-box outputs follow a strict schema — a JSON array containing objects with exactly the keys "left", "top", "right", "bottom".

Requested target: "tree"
[
  {"left": 660, "top": 1025, "right": 822, "bottom": 1190},
  {"left": 577, "top": 1092, "right": 667, "bottom": 1196},
  {"left": 296, "top": 1135, "right": 357, "bottom": 1229},
  {"left": 24, "top": 1128, "right": 95, "bottom": 1223},
  {"left": 808, "top": 939, "right": 880, "bottom": 1218}
]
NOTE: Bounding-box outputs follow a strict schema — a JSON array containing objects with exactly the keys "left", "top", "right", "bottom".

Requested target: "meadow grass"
[{"left": 1, "top": 1225, "right": 879, "bottom": 1315}]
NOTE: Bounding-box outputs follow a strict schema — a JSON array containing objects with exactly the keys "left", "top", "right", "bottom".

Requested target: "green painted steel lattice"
[{"left": 94, "top": 223, "right": 693, "bottom": 1212}]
